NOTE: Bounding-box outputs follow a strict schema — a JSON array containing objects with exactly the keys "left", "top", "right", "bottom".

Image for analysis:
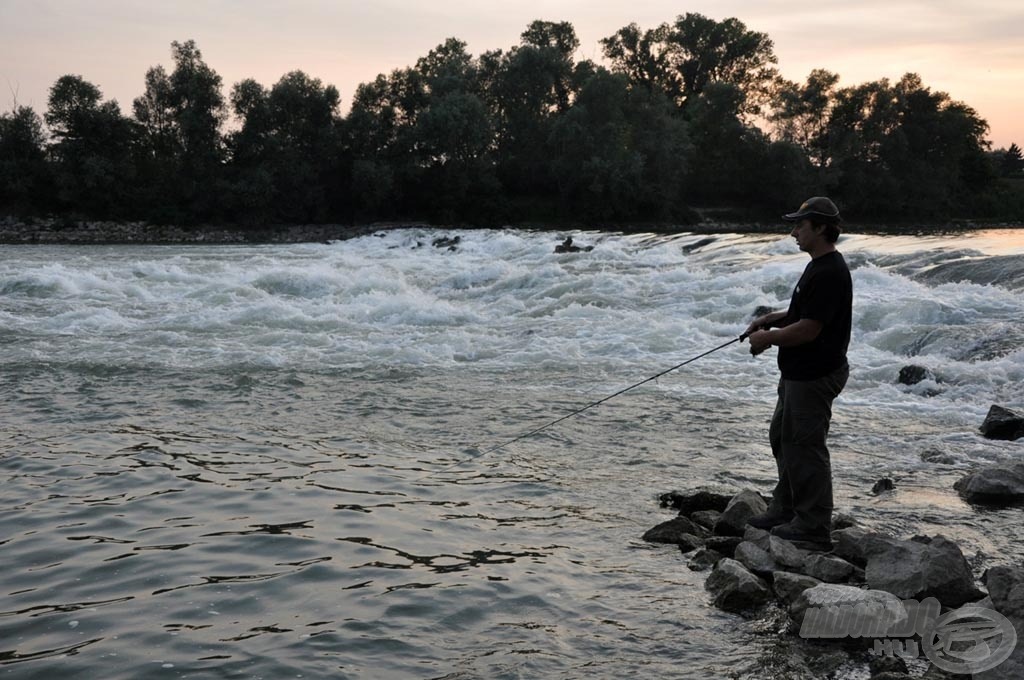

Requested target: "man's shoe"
[
  {"left": 770, "top": 522, "right": 833, "bottom": 551},
  {"left": 746, "top": 511, "right": 794, "bottom": 530}
]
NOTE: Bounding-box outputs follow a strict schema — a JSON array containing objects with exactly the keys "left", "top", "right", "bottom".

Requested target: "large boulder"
[
  {"left": 705, "top": 558, "right": 771, "bottom": 613},
  {"left": 864, "top": 535, "right": 984, "bottom": 608},
  {"left": 790, "top": 583, "right": 906, "bottom": 632},
  {"left": 979, "top": 404, "right": 1024, "bottom": 441},
  {"left": 642, "top": 516, "right": 706, "bottom": 544},
  {"left": 955, "top": 462, "right": 1024, "bottom": 504},
  {"left": 714, "top": 489, "right": 768, "bottom": 536}
]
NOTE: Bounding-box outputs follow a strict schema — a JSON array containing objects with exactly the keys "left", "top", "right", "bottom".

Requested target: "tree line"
[{"left": 2, "top": 15, "right": 1022, "bottom": 229}]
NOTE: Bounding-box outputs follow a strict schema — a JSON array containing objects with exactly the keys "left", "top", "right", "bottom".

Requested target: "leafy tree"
[
  {"left": 227, "top": 71, "right": 342, "bottom": 224},
  {"left": 45, "top": 75, "right": 138, "bottom": 217},
  {"left": 133, "top": 40, "right": 227, "bottom": 222},
  {"left": 602, "top": 14, "right": 779, "bottom": 116},
  {"left": 0, "top": 106, "right": 51, "bottom": 214},
  {"left": 548, "top": 69, "right": 690, "bottom": 221},
  {"left": 769, "top": 69, "right": 840, "bottom": 167},
  {"left": 824, "top": 74, "right": 993, "bottom": 218},
  {"left": 1000, "top": 143, "right": 1023, "bottom": 176}
]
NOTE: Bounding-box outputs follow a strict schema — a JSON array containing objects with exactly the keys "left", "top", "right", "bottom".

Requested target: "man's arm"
[
  {"left": 744, "top": 310, "right": 789, "bottom": 337},
  {"left": 747, "top": 319, "right": 823, "bottom": 355}
]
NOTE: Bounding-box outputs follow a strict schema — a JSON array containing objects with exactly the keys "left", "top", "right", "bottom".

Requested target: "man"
[{"left": 743, "top": 197, "right": 852, "bottom": 551}]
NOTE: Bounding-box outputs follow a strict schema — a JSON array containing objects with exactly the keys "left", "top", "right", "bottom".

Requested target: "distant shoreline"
[{"left": 1, "top": 216, "right": 1021, "bottom": 245}]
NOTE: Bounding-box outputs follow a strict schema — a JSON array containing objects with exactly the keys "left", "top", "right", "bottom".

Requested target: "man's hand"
[{"left": 747, "top": 329, "right": 772, "bottom": 356}]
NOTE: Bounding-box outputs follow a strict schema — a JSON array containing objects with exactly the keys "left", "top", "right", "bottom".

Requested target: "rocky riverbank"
[
  {"left": 641, "top": 404, "right": 1024, "bottom": 678},
  {"left": 0, "top": 217, "right": 414, "bottom": 245}
]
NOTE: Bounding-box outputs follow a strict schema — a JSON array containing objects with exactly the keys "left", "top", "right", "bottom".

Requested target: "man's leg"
[
  {"left": 774, "top": 365, "right": 848, "bottom": 533},
  {"left": 767, "top": 381, "right": 794, "bottom": 516}
]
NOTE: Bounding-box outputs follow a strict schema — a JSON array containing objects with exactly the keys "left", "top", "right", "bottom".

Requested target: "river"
[{"left": 2, "top": 228, "right": 1023, "bottom": 678}]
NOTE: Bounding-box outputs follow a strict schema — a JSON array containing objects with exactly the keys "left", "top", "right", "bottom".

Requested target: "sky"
[{"left": 1, "top": 0, "right": 1022, "bottom": 149}]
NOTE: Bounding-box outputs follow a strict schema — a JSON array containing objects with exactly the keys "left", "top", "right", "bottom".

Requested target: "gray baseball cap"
[{"left": 783, "top": 196, "right": 841, "bottom": 223}]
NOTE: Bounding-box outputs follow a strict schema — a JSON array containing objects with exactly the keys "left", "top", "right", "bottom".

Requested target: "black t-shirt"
[{"left": 777, "top": 251, "right": 852, "bottom": 381}]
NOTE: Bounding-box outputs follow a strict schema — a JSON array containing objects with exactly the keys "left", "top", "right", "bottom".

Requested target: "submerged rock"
[
  {"left": 864, "top": 534, "right": 984, "bottom": 607},
  {"left": 642, "top": 516, "right": 706, "bottom": 544},
  {"left": 955, "top": 462, "right": 1024, "bottom": 504},
  {"left": 689, "top": 509, "right": 721, "bottom": 531},
  {"left": 687, "top": 547, "right": 723, "bottom": 572},
  {"left": 979, "top": 404, "right": 1024, "bottom": 441},
  {"left": 870, "top": 478, "right": 896, "bottom": 495},
  {"left": 553, "top": 236, "right": 593, "bottom": 253},
  {"left": 898, "top": 364, "right": 931, "bottom": 385},
  {"left": 706, "top": 558, "right": 771, "bottom": 613},
  {"left": 658, "top": 488, "right": 734, "bottom": 514}
]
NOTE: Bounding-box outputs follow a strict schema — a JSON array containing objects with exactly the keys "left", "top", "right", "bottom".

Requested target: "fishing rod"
[{"left": 425, "top": 331, "right": 755, "bottom": 478}]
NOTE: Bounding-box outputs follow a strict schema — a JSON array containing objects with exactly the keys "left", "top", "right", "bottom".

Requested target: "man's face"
[{"left": 791, "top": 219, "right": 823, "bottom": 252}]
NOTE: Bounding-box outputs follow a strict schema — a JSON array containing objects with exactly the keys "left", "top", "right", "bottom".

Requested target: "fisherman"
[{"left": 743, "top": 197, "right": 852, "bottom": 551}]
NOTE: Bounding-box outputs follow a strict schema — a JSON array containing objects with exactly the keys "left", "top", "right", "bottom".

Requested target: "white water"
[{"left": 1, "top": 228, "right": 1023, "bottom": 679}]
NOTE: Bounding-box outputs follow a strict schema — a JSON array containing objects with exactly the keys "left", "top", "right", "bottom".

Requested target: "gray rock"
[
  {"left": 743, "top": 526, "right": 771, "bottom": 551},
  {"left": 870, "top": 673, "right": 913, "bottom": 680},
  {"left": 790, "top": 583, "right": 906, "bottom": 631},
  {"left": 735, "top": 541, "right": 779, "bottom": 576},
  {"left": 770, "top": 535, "right": 812, "bottom": 569},
  {"left": 704, "top": 535, "right": 743, "bottom": 557},
  {"left": 714, "top": 489, "right": 768, "bottom": 536},
  {"left": 676, "top": 533, "right": 706, "bottom": 554},
  {"left": 705, "top": 558, "right": 771, "bottom": 613},
  {"left": 689, "top": 509, "right": 722, "bottom": 531},
  {"left": 864, "top": 534, "right": 985, "bottom": 608},
  {"left": 955, "top": 462, "right": 1024, "bottom": 505},
  {"left": 642, "top": 516, "right": 705, "bottom": 544},
  {"left": 802, "top": 553, "right": 857, "bottom": 583},
  {"left": 832, "top": 526, "right": 889, "bottom": 566},
  {"left": 687, "top": 547, "right": 723, "bottom": 572},
  {"left": 980, "top": 404, "right": 1024, "bottom": 441},
  {"left": 920, "top": 448, "right": 958, "bottom": 465},
  {"left": 772, "top": 571, "right": 821, "bottom": 606}
]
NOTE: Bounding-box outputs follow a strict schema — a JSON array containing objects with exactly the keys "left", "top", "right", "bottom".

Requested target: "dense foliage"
[{"left": 2, "top": 18, "right": 1020, "bottom": 228}]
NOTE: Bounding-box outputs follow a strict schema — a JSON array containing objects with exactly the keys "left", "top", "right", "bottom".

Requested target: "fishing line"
[{"left": 423, "top": 332, "right": 752, "bottom": 478}]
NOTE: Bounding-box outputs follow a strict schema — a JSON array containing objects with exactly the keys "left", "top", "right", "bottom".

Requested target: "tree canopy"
[{"left": 0, "top": 15, "right": 1018, "bottom": 228}]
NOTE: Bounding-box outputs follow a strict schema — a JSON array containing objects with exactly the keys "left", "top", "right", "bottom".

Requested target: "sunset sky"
[{"left": 2, "top": 0, "right": 1022, "bottom": 149}]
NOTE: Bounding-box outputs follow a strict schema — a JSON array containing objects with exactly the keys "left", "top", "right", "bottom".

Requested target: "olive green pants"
[{"left": 768, "top": 364, "right": 849, "bottom": 533}]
